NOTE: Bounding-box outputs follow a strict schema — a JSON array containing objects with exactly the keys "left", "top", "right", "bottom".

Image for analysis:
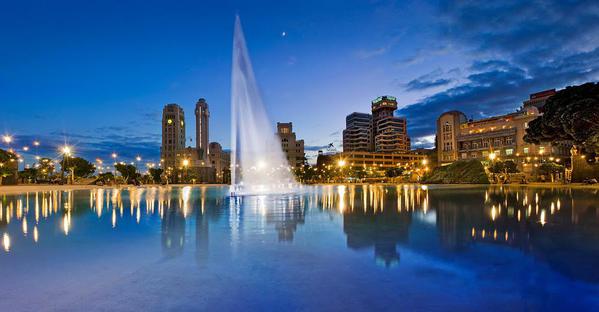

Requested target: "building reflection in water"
[
  {"left": 315, "top": 184, "right": 599, "bottom": 280},
  {"left": 1, "top": 185, "right": 598, "bottom": 281},
  {"left": 315, "top": 185, "right": 426, "bottom": 267},
  {"left": 229, "top": 194, "right": 306, "bottom": 242}
]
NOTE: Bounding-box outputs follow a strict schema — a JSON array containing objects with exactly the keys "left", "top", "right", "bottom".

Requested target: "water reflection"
[{"left": 1, "top": 185, "right": 598, "bottom": 283}]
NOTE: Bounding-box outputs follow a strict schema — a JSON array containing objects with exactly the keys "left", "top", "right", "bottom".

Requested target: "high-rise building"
[
  {"left": 342, "top": 112, "right": 372, "bottom": 152},
  {"left": 371, "top": 96, "right": 410, "bottom": 153},
  {"left": 276, "top": 122, "right": 305, "bottom": 168},
  {"left": 161, "top": 103, "right": 186, "bottom": 169},
  {"left": 195, "top": 98, "right": 210, "bottom": 160}
]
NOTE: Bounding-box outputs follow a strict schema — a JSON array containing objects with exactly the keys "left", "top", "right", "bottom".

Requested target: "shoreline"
[
  {"left": 1, "top": 182, "right": 597, "bottom": 195},
  {"left": 0, "top": 183, "right": 229, "bottom": 195}
]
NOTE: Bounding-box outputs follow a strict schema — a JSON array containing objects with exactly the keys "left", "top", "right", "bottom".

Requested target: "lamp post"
[
  {"left": 60, "top": 146, "right": 72, "bottom": 184},
  {"left": 337, "top": 159, "right": 346, "bottom": 182},
  {"left": 182, "top": 159, "right": 190, "bottom": 183},
  {"left": 111, "top": 153, "right": 118, "bottom": 175}
]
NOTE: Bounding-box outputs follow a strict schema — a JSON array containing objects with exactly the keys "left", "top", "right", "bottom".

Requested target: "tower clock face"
[
  {"left": 167, "top": 119, "right": 173, "bottom": 124},
  {"left": 181, "top": 120, "right": 184, "bottom": 126}
]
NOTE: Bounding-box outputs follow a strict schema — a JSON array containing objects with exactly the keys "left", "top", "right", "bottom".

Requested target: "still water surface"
[{"left": 0, "top": 185, "right": 598, "bottom": 311}]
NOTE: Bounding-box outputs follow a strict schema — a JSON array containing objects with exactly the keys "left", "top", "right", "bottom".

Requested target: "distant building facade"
[
  {"left": 371, "top": 96, "right": 410, "bottom": 153},
  {"left": 161, "top": 99, "right": 229, "bottom": 183},
  {"left": 436, "top": 90, "right": 569, "bottom": 172},
  {"left": 195, "top": 98, "right": 210, "bottom": 160},
  {"left": 208, "top": 142, "right": 231, "bottom": 183},
  {"left": 338, "top": 151, "right": 425, "bottom": 170},
  {"left": 161, "top": 104, "right": 186, "bottom": 170},
  {"left": 342, "top": 112, "right": 372, "bottom": 152},
  {"left": 276, "top": 122, "right": 305, "bottom": 168},
  {"left": 522, "top": 89, "right": 556, "bottom": 112},
  {"left": 342, "top": 96, "right": 410, "bottom": 154}
]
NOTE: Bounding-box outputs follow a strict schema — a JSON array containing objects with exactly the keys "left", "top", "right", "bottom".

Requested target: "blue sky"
[{"left": 1, "top": 0, "right": 598, "bottom": 164}]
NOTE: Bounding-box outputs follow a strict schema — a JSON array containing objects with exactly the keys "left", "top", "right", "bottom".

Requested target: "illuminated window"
[
  {"left": 523, "top": 147, "right": 529, "bottom": 154},
  {"left": 505, "top": 149, "right": 514, "bottom": 156}
]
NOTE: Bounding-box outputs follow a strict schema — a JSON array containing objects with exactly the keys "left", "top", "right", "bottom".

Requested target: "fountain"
[{"left": 230, "top": 16, "right": 297, "bottom": 195}]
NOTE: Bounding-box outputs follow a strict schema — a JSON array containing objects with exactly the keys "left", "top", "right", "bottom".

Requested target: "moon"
[{"left": 281, "top": 31, "right": 287, "bottom": 37}]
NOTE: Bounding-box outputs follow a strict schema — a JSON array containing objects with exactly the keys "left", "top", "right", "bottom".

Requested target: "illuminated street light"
[
  {"left": 488, "top": 152, "right": 497, "bottom": 161},
  {"left": 33, "top": 141, "right": 40, "bottom": 146},
  {"left": 422, "top": 159, "right": 428, "bottom": 166},
  {"left": 61, "top": 146, "right": 72, "bottom": 156},
  {"left": 136, "top": 156, "right": 141, "bottom": 162},
  {"left": 337, "top": 159, "right": 346, "bottom": 167},
  {"left": 23, "top": 146, "right": 29, "bottom": 151},
  {"left": 111, "top": 153, "right": 118, "bottom": 159},
  {"left": 2, "top": 135, "right": 12, "bottom": 144}
]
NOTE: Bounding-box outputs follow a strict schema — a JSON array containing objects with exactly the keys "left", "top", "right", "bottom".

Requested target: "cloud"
[
  {"left": 304, "top": 145, "right": 331, "bottom": 152},
  {"left": 355, "top": 47, "right": 389, "bottom": 59},
  {"left": 411, "top": 134, "right": 436, "bottom": 148},
  {"left": 398, "top": 0, "right": 599, "bottom": 141},
  {"left": 404, "top": 69, "right": 453, "bottom": 91},
  {"left": 405, "top": 77, "right": 452, "bottom": 91},
  {"left": 355, "top": 33, "right": 403, "bottom": 59}
]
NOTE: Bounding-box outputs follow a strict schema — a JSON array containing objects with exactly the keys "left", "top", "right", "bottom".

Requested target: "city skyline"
[{"left": 2, "top": 0, "right": 599, "bottom": 164}]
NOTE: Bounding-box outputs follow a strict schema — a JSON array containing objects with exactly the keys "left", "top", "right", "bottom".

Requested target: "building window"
[
  {"left": 482, "top": 151, "right": 489, "bottom": 157},
  {"left": 539, "top": 146, "right": 545, "bottom": 155},
  {"left": 506, "top": 137, "right": 513, "bottom": 145},
  {"left": 523, "top": 147, "right": 529, "bottom": 154},
  {"left": 461, "top": 153, "right": 467, "bottom": 159},
  {"left": 483, "top": 140, "right": 489, "bottom": 148},
  {"left": 505, "top": 149, "right": 514, "bottom": 156}
]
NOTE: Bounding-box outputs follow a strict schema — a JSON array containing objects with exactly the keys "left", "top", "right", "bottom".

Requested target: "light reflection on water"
[{"left": 0, "top": 185, "right": 598, "bottom": 310}]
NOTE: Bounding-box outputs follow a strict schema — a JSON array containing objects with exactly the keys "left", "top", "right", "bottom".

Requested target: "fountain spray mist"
[{"left": 230, "top": 16, "right": 297, "bottom": 195}]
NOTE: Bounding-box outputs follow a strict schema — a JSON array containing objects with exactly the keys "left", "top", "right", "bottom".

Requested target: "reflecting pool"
[{"left": 0, "top": 185, "right": 598, "bottom": 311}]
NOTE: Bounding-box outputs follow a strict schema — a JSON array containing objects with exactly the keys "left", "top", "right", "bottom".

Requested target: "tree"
[
  {"left": 65, "top": 157, "right": 95, "bottom": 178},
  {"left": 0, "top": 149, "right": 17, "bottom": 185},
  {"left": 37, "top": 158, "right": 55, "bottom": 178},
  {"left": 538, "top": 162, "right": 565, "bottom": 182},
  {"left": 503, "top": 160, "right": 519, "bottom": 173},
  {"left": 385, "top": 167, "right": 404, "bottom": 178},
  {"left": 539, "top": 162, "right": 564, "bottom": 175},
  {"left": 489, "top": 160, "right": 519, "bottom": 174},
  {"left": 149, "top": 168, "right": 163, "bottom": 183},
  {"left": 349, "top": 166, "right": 367, "bottom": 181},
  {"left": 524, "top": 82, "right": 599, "bottom": 162},
  {"left": 19, "top": 168, "right": 38, "bottom": 183},
  {"left": 96, "top": 172, "right": 115, "bottom": 184},
  {"left": 115, "top": 163, "right": 138, "bottom": 182}
]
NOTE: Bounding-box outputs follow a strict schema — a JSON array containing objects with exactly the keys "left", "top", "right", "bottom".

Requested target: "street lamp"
[
  {"left": 182, "top": 159, "right": 190, "bottom": 183},
  {"left": 488, "top": 152, "right": 497, "bottom": 161},
  {"left": 2, "top": 135, "right": 12, "bottom": 144},
  {"left": 60, "top": 145, "right": 72, "bottom": 184}
]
